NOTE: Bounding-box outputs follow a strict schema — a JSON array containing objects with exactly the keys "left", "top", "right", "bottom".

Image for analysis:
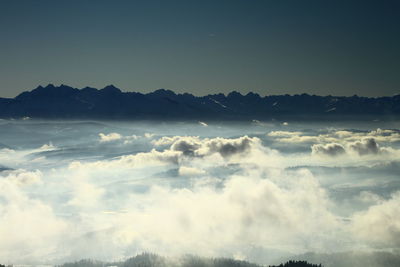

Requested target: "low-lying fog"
[{"left": 1, "top": 119, "right": 400, "bottom": 266}]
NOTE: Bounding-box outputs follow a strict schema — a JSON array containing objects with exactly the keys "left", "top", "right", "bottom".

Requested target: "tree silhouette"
[
  {"left": 269, "top": 260, "right": 322, "bottom": 267},
  {"left": 57, "top": 254, "right": 322, "bottom": 267}
]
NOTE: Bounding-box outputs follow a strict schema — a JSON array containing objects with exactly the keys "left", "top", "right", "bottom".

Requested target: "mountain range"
[{"left": 0, "top": 84, "right": 399, "bottom": 120}]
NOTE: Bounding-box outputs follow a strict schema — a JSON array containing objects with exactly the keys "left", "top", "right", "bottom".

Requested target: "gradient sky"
[{"left": 0, "top": 0, "right": 399, "bottom": 98}]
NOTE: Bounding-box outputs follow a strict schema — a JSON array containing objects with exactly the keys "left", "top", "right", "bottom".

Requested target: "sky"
[{"left": 0, "top": 0, "right": 399, "bottom": 98}]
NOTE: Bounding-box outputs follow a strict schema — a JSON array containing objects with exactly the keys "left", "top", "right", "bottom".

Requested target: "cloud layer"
[{"left": 1, "top": 121, "right": 400, "bottom": 265}]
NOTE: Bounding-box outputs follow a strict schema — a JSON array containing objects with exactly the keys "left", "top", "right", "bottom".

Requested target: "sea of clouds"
[{"left": 0, "top": 119, "right": 400, "bottom": 266}]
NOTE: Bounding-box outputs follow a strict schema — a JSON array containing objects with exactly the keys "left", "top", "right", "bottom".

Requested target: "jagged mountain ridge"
[{"left": 0, "top": 84, "right": 399, "bottom": 120}]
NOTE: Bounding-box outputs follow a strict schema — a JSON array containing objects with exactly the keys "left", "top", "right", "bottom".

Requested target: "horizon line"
[{"left": 1, "top": 83, "right": 399, "bottom": 99}]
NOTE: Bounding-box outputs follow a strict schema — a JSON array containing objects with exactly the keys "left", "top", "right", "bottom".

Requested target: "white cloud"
[
  {"left": 99, "top": 133, "right": 122, "bottom": 142},
  {"left": 311, "top": 143, "right": 346, "bottom": 157},
  {"left": 144, "top": 133, "right": 155, "bottom": 138},
  {"left": 70, "top": 136, "right": 260, "bottom": 173},
  {"left": 352, "top": 192, "right": 400, "bottom": 247},
  {"left": 268, "top": 128, "right": 400, "bottom": 144},
  {"left": 0, "top": 143, "right": 58, "bottom": 169},
  {"left": 1, "top": 169, "right": 43, "bottom": 186},
  {"left": 154, "top": 135, "right": 259, "bottom": 158},
  {"left": 0, "top": 175, "right": 68, "bottom": 262},
  {"left": 67, "top": 171, "right": 105, "bottom": 208},
  {"left": 348, "top": 138, "right": 387, "bottom": 156},
  {"left": 98, "top": 133, "right": 143, "bottom": 144},
  {"left": 281, "top": 136, "right": 321, "bottom": 143},
  {"left": 26, "top": 134, "right": 347, "bottom": 261},
  {"left": 355, "top": 191, "right": 383, "bottom": 204},
  {"left": 311, "top": 137, "right": 396, "bottom": 159},
  {"left": 69, "top": 149, "right": 183, "bottom": 170},
  {"left": 178, "top": 166, "right": 206, "bottom": 176},
  {"left": 1, "top": 122, "right": 400, "bottom": 264},
  {"left": 267, "top": 131, "right": 303, "bottom": 137},
  {"left": 123, "top": 135, "right": 140, "bottom": 144},
  {"left": 70, "top": 169, "right": 341, "bottom": 259},
  {"left": 39, "top": 142, "right": 56, "bottom": 151}
]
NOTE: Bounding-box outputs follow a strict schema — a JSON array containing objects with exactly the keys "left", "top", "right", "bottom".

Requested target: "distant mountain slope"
[
  {"left": 0, "top": 84, "right": 399, "bottom": 120},
  {"left": 56, "top": 253, "right": 321, "bottom": 267}
]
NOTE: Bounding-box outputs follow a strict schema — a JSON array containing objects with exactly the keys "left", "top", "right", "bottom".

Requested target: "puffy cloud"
[
  {"left": 201, "top": 136, "right": 254, "bottom": 157},
  {"left": 311, "top": 138, "right": 395, "bottom": 158},
  {"left": 154, "top": 136, "right": 259, "bottom": 158},
  {"left": 21, "top": 134, "right": 346, "bottom": 261},
  {"left": 144, "top": 133, "right": 155, "bottom": 138},
  {"left": 152, "top": 136, "right": 185, "bottom": 146},
  {"left": 169, "top": 137, "right": 202, "bottom": 156},
  {"left": 0, "top": 174, "right": 68, "bottom": 262},
  {"left": 348, "top": 138, "right": 385, "bottom": 156},
  {"left": 99, "top": 133, "right": 122, "bottom": 142},
  {"left": 67, "top": 172, "right": 105, "bottom": 208},
  {"left": 71, "top": 136, "right": 260, "bottom": 172},
  {"left": 352, "top": 192, "right": 400, "bottom": 247},
  {"left": 1, "top": 169, "right": 43, "bottom": 186},
  {"left": 99, "top": 133, "right": 142, "bottom": 144},
  {"left": 311, "top": 143, "right": 346, "bottom": 157},
  {"left": 369, "top": 128, "right": 400, "bottom": 143},
  {"left": 71, "top": 169, "right": 340, "bottom": 259},
  {"left": 2, "top": 150, "right": 344, "bottom": 263}
]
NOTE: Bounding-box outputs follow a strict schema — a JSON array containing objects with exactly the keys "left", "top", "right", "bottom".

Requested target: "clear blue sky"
[{"left": 0, "top": 0, "right": 399, "bottom": 97}]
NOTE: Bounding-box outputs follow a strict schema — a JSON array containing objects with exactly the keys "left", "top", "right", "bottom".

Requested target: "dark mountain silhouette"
[{"left": 0, "top": 84, "right": 399, "bottom": 120}]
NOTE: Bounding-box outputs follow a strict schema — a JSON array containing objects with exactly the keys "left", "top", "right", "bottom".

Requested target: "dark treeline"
[
  {"left": 269, "top": 260, "right": 322, "bottom": 267},
  {"left": 56, "top": 253, "right": 321, "bottom": 267},
  {"left": 298, "top": 251, "right": 400, "bottom": 267},
  {"left": 58, "top": 253, "right": 259, "bottom": 267}
]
